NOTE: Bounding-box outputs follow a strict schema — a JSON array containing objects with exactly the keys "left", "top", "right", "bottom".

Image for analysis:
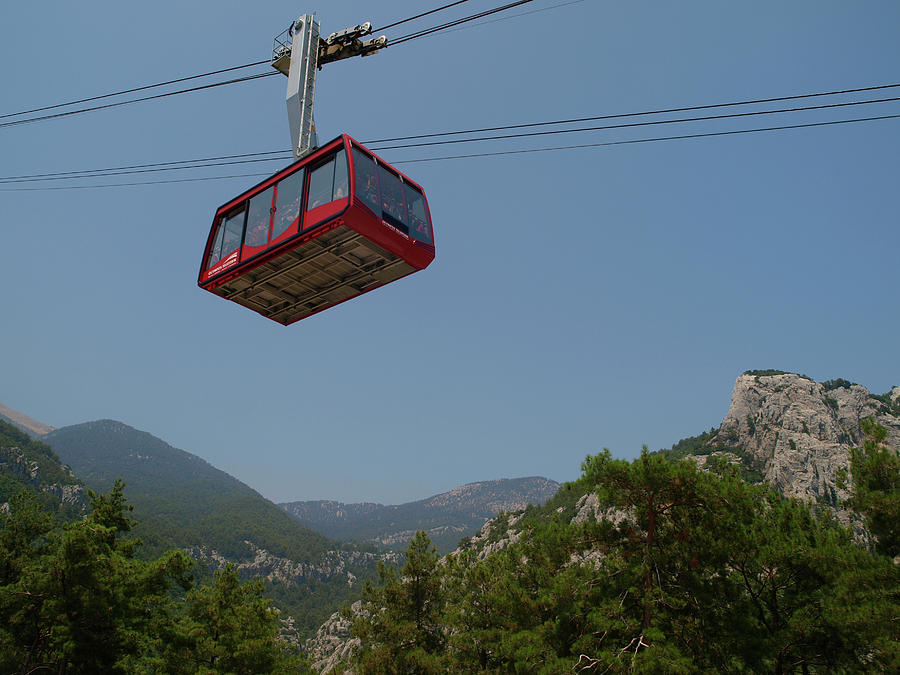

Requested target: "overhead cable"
[
  {"left": 390, "top": 0, "right": 537, "bottom": 46},
  {"left": 2, "top": 85, "right": 898, "bottom": 184},
  {"left": 391, "top": 113, "right": 900, "bottom": 164},
  {"left": 435, "top": 0, "right": 587, "bottom": 34},
  {"left": 3, "top": 113, "right": 897, "bottom": 191},
  {"left": 0, "top": 71, "right": 279, "bottom": 129},
  {"left": 373, "top": 0, "right": 477, "bottom": 32},
  {"left": 0, "top": 151, "right": 291, "bottom": 183},
  {"left": 0, "top": 60, "right": 270, "bottom": 121},
  {"left": 365, "top": 82, "right": 900, "bottom": 144},
  {"left": 367, "top": 95, "right": 900, "bottom": 151}
]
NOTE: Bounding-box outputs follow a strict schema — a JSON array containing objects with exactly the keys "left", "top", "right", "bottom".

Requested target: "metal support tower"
[{"left": 272, "top": 15, "right": 387, "bottom": 160}]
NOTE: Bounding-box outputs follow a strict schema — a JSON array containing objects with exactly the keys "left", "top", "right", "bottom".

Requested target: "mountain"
[
  {"left": 280, "top": 477, "right": 560, "bottom": 553},
  {"left": 0, "top": 418, "right": 83, "bottom": 515},
  {"left": 41, "top": 419, "right": 384, "bottom": 635},
  {"left": 0, "top": 402, "right": 55, "bottom": 438}
]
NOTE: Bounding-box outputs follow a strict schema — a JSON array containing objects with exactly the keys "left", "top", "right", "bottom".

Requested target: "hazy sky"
[{"left": 3, "top": 1, "right": 898, "bottom": 504}]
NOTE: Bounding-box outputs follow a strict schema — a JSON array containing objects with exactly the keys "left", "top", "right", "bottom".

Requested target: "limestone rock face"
[
  {"left": 713, "top": 373, "right": 900, "bottom": 524},
  {"left": 187, "top": 542, "right": 400, "bottom": 588},
  {"left": 304, "top": 601, "right": 365, "bottom": 675}
]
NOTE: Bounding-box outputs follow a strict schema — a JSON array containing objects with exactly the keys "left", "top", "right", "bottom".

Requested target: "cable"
[
  {"left": 0, "top": 71, "right": 279, "bottom": 130},
  {"left": 0, "top": 172, "right": 274, "bottom": 192},
  {"left": 3, "top": 112, "right": 897, "bottom": 191},
  {"left": 436, "top": 0, "right": 587, "bottom": 34},
  {"left": 3, "top": 85, "right": 898, "bottom": 184},
  {"left": 373, "top": 0, "right": 476, "bottom": 32},
  {"left": 365, "top": 82, "right": 900, "bottom": 144},
  {"left": 390, "top": 0, "right": 537, "bottom": 46},
  {"left": 367, "top": 95, "right": 900, "bottom": 151},
  {"left": 0, "top": 151, "right": 292, "bottom": 183},
  {"left": 391, "top": 113, "right": 900, "bottom": 164},
  {"left": 0, "top": 156, "right": 294, "bottom": 185},
  {"left": 0, "top": 60, "right": 271, "bottom": 121}
]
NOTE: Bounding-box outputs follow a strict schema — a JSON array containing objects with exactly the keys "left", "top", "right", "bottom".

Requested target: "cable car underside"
[{"left": 210, "top": 220, "right": 416, "bottom": 325}]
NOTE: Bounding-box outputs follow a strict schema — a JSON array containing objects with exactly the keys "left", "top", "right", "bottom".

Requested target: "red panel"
[
  {"left": 303, "top": 198, "right": 349, "bottom": 232},
  {"left": 204, "top": 249, "right": 240, "bottom": 280},
  {"left": 269, "top": 217, "right": 300, "bottom": 248},
  {"left": 342, "top": 201, "right": 435, "bottom": 271}
]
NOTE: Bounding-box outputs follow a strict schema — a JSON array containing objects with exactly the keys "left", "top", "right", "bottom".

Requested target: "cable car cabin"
[{"left": 198, "top": 134, "right": 435, "bottom": 325}]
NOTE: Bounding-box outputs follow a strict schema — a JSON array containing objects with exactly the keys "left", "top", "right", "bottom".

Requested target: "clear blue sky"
[{"left": 2, "top": 1, "right": 898, "bottom": 504}]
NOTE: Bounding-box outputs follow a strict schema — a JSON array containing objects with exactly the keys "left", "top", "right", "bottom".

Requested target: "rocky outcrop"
[
  {"left": 0, "top": 445, "right": 85, "bottom": 508},
  {"left": 304, "top": 601, "right": 366, "bottom": 675},
  {"left": 187, "top": 542, "right": 401, "bottom": 587},
  {"left": 713, "top": 373, "right": 899, "bottom": 531}
]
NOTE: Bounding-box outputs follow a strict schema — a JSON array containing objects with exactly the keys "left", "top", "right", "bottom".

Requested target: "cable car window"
[
  {"left": 353, "top": 148, "right": 380, "bottom": 214},
  {"left": 245, "top": 186, "right": 274, "bottom": 248},
  {"left": 273, "top": 169, "right": 304, "bottom": 240},
  {"left": 378, "top": 165, "right": 408, "bottom": 232},
  {"left": 333, "top": 149, "right": 349, "bottom": 200},
  {"left": 206, "top": 218, "right": 226, "bottom": 268},
  {"left": 307, "top": 157, "right": 334, "bottom": 210},
  {"left": 221, "top": 209, "right": 245, "bottom": 258},
  {"left": 403, "top": 184, "right": 432, "bottom": 243},
  {"left": 207, "top": 205, "right": 245, "bottom": 269},
  {"left": 306, "top": 150, "right": 345, "bottom": 212}
]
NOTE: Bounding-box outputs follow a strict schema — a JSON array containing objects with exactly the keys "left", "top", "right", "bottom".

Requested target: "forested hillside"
[
  {"left": 45, "top": 420, "right": 330, "bottom": 561},
  {"left": 42, "top": 420, "right": 383, "bottom": 635},
  {"left": 0, "top": 420, "right": 83, "bottom": 517}
]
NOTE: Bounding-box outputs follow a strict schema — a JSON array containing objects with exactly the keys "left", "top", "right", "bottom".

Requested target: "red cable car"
[{"left": 198, "top": 134, "right": 435, "bottom": 325}]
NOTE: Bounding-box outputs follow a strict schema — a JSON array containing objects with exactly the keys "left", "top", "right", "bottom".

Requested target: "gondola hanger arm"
[{"left": 272, "top": 15, "right": 387, "bottom": 160}]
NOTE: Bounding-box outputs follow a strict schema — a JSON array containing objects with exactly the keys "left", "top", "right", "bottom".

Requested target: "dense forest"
[
  {"left": 347, "top": 424, "right": 899, "bottom": 673},
  {"left": 0, "top": 481, "right": 314, "bottom": 673}
]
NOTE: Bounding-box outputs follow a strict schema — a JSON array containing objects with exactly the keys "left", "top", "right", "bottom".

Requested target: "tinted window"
[
  {"left": 207, "top": 219, "right": 226, "bottom": 268},
  {"left": 307, "top": 157, "right": 335, "bottom": 210},
  {"left": 307, "top": 149, "right": 348, "bottom": 211},
  {"left": 404, "top": 184, "right": 432, "bottom": 243},
  {"left": 378, "top": 165, "right": 408, "bottom": 232},
  {"left": 221, "top": 210, "right": 244, "bottom": 258},
  {"left": 245, "top": 186, "right": 274, "bottom": 248},
  {"left": 333, "top": 149, "right": 349, "bottom": 200},
  {"left": 207, "top": 205, "right": 245, "bottom": 270},
  {"left": 273, "top": 169, "right": 303, "bottom": 240},
  {"left": 353, "top": 148, "right": 380, "bottom": 213}
]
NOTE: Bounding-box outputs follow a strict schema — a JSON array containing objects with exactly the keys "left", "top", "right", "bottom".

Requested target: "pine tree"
[
  {"left": 844, "top": 418, "right": 900, "bottom": 557},
  {"left": 353, "top": 530, "right": 446, "bottom": 674}
]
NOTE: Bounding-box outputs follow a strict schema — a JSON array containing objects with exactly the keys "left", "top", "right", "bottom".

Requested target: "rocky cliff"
[
  {"left": 0, "top": 419, "right": 84, "bottom": 512},
  {"left": 711, "top": 373, "right": 899, "bottom": 528}
]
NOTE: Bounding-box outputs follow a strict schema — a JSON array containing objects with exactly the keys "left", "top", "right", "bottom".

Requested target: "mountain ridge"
[
  {"left": 281, "top": 476, "right": 560, "bottom": 553},
  {"left": 0, "top": 402, "right": 55, "bottom": 438}
]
